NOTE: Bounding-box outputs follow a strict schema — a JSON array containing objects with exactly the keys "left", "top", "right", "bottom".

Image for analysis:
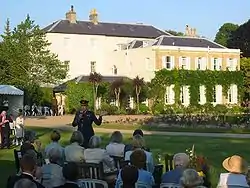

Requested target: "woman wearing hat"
[
  {"left": 72, "top": 99, "right": 105, "bottom": 148},
  {"left": 217, "top": 155, "right": 249, "bottom": 187}
]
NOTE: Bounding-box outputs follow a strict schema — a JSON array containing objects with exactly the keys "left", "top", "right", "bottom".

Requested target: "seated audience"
[
  {"left": 64, "top": 131, "right": 85, "bottom": 162},
  {"left": 124, "top": 129, "right": 150, "bottom": 154},
  {"left": 14, "top": 179, "right": 37, "bottom": 188},
  {"left": 161, "top": 153, "right": 189, "bottom": 184},
  {"left": 217, "top": 155, "right": 249, "bottom": 187},
  {"left": 44, "top": 130, "right": 64, "bottom": 164},
  {"left": 7, "top": 154, "right": 45, "bottom": 188},
  {"left": 180, "top": 169, "right": 205, "bottom": 188},
  {"left": 54, "top": 162, "right": 80, "bottom": 188},
  {"left": 121, "top": 165, "right": 139, "bottom": 188},
  {"left": 106, "top": 131, "right": 125, "bottom": 157},
  {"left": 84, "top": 135, "right": 116, "bottom": 173},
  {"left": 124, "top": 134, "right": 154, "bottom": 173},
  {"left": 20, "top": 130, "right": 44, "bottom": 166},
  {"left": 41, "top": 148, "right": 65, "bottom": 188},
  {"left": 116, "top": 149, "right": 155, "bottom": 188}
]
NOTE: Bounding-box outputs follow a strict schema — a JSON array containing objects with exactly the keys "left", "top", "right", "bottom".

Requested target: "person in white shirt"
[
  {"left": 15, "top": 111, "right": 25, "bottom": 146},
  {"left": 217, "top": 155, "right": 249, "bottom": 188},
  {"left": 106, "top": 131, "right": 125, "bottom": 157}
]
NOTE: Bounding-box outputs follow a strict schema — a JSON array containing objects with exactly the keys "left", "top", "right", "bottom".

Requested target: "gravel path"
[{"left": 24, "top": 115, "right": 250, "bottom": 139}]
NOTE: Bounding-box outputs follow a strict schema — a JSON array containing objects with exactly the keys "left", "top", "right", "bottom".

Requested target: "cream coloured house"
[
  {"left": 44, "top": 6, "right": 170, "bottom": 80},
  {"left": 109, "top": 34, "right": 240, "bottom": 106}
]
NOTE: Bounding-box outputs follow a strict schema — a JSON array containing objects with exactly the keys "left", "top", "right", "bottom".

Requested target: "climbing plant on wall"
[{"left": 151, "top": 69, "right": 244, "bottom": 106}]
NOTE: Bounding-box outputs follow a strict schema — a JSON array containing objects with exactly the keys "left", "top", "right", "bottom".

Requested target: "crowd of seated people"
[{"left": 6, "top": 129, "right": 250, "bottom": 188}]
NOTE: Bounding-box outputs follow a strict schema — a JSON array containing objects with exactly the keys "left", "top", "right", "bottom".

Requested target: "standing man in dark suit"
[{"left": 72, "top": 100, "right": 104, "bottom": 148}]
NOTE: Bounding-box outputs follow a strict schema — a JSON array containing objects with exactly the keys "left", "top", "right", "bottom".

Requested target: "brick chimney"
[
  {"left": 185, "top": 25, "right": 190, "bottom": 36},
  {"left": 89, "top": 9, "right": 99, "bottom": 25},
  {"left": 66, "top": 5, "right": 77, "bottom": 24},
  {"left": 185, "top": 25, "right": 197, "bottom": 37}
]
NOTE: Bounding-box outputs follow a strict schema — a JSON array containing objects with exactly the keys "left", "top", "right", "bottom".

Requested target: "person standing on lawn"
[{"left": 72, "top": 99, "right": 105, "bottom": 148}]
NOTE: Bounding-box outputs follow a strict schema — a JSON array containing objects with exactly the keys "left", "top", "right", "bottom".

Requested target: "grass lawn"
[
  {"left": 1, "top": 127, "right": 250, "bottom": 187},
  {"left": 98, "top": 123, "right": 250, "bottom": 134}
]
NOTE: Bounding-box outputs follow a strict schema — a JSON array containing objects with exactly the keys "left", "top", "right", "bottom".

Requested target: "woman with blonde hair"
[
  {"left": 124, "top": 134, "right": 154, "bottom": 173},
  {"left": 106, "top": 131, "right": 125, "bottom": 157}
]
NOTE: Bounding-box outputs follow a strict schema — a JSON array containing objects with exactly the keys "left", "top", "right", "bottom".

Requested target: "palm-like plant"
[
  {"left": 89, "top": 72, "right": 102, "bottom": 113},
  {"left": 110, "top": 79, "right": 124, "bottom": 109},
  {"left": 133, "top": 76, "right": 145, "bottom": 113}
]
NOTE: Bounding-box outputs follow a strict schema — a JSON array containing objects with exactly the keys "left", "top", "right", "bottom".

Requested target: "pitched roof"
[
  {"left": 44, "top": 20, "right": 170, "bottom": 39},
  {"left": 53, "top": 75, "right": 131, "bottom": 93},
  {"left": 153, "top": 35, "right": 226, "bottom": 49}
]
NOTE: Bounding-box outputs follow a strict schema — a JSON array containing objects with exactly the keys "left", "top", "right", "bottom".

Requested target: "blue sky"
[{"left": 0, "top": 0, "right": 249, "bottom": 40}]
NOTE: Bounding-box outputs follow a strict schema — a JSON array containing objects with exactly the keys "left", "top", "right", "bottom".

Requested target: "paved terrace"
[{"left": 25, "top": 115, "right": 250, "bottom": 139}]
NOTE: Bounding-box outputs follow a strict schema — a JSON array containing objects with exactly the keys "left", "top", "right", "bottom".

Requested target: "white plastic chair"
[
  {"left": 160, "top": 183, "right": 181, "bottom": 188},
  {"left": 118, "top": 181, "right": 152, "bottom": 188},
  {"left": 77, "top": 179, "right": 108, "bottom": 188}
]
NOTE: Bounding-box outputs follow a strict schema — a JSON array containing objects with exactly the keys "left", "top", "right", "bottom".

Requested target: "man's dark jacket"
[
  {"left": 7, "top": 173, "right": 45, "bottom": 188},
  {"left": 72, "top": 110, "right": 102, "bottom": 142}
]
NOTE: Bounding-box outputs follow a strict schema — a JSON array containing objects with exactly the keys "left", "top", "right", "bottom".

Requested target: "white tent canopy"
[
  {"left": 0, "top": 85, "right": 24, "bottom": 117},
  {"left": 0, "top": 85, "right": 24, "bottom": 95}
]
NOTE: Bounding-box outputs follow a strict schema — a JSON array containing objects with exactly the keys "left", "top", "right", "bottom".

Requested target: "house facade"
[
  {"left": 44, "top": 6, "right": 169, "bottom": 80},
  {"left": 109, "top": 35, "right": 240, "bottom": 106}
]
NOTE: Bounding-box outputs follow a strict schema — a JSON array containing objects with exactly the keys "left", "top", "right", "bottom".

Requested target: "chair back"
[
  {"left": 160, "top": 183, "right": 181, "bottom": 188},
  {"left": 118, "top": 181, "right": 151, "bottom": 188},
  {"left": 78, "top": 179, "right": 108, "bottom": 188},
  {"left": 153, "top": 164, "right": 163, "bottom": 186},
  {"left": 76, "top": 162, "right": 104, "bottom": 180},
  {"left": 110, "top": 156, "right": 129, "bottom": 170},
  {"left": 14, "top": 149, "right": 22, "bottom": 173},
  {"left": 165, "top": 154, "right": 174, "bottom": 172}
]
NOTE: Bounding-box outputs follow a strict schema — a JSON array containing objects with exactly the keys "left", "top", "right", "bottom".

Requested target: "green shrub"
[
  {"left": 100, "top": 102, "right": 118, "bottom": 115},
  {"left": 152, "top": 103, "right": 165, "bottom": 115},
  {"left": 139, "top": 104, "right": 149, "bottom": 114}
]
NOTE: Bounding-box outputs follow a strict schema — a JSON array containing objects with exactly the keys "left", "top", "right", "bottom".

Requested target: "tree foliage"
[
  {"left": 110, "top": 79, "right": 124, "bottom": 109},
  {"left": 133, "top": 76, "right": 144, "bottom": 113},
  {"left": 166, "top": 30, "right": 184, "bottom": 36},
  {"left": 89, "top": 72, "right": 102, "bottom": 113},
  {"left": 214, "top": 23, "right": 239, "bottom": 47},
  {"left": 0, "top": 16, "right": 68, "bottom": 102},
  {"left": 228, "top": 19, "right": 250, "bottom": 57},
  {"left": 151, "top": 69, "right": 244, "bottom": 106},
  {"left": 240, "top": 58, "right": 250, "bottom": 97}
]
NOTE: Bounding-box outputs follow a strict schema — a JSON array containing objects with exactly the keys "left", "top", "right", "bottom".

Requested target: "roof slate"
[
  {"left": 53, "top": 75, "right": 131, "bottom": 92},
  {"left": 154, "top": 36, "right": 225, "bottom": 49},
  {"left": 44, "top": 20, "right": 170, "bottom": 39}
]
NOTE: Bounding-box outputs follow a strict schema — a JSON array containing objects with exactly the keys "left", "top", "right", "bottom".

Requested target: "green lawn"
[
  {"left": 1, "top": 127, "right": 250, "bottom": 187},
  {"left": 98, "top": 123, "right": 250, "bottom": 134}
]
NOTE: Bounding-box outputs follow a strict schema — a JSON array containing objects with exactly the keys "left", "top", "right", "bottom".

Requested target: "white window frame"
[
  {"left": 90, "top": 61, "right": 96, "bottom": 73},
  {"left": 211, "top": 58, "right": 222, "bottom": 71},
  {"left": 180, "top": 85, "right": 190, "bottom": 105},
  {"left": 112, "top": 65, "right": 118, "bottom": 75},
  {"left": 145, "top": 58, "right": 154, "bottom": 71},
  {"left": 162, "top": 56, "right": 173, "bottom": 70},
  {"left": 227, "top": 58, "right": 237, "bottom": 71},
  {"left": 228, "top": 84, "right": 238, "bottom": 104},
  {"left": 63, "top": 37, "right": 70, "bottom": 47},
  {"left": 199, "top": 85, "right": 206, "bottom": 104},
  {"left": 179, "top": 57, "right": 190, "bottom": 70},
  {"left": 213, "top": 86, "right": 217, "bottom": 103},
  {"left": 196, "top": 57, "right": 202, "bottom": 70},
  {"left": 165, "top": 85, "right": 175, "bottom": 104}
]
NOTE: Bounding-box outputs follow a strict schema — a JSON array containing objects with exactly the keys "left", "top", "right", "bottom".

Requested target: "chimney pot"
[
  {"left": 66, "top": 5, "right": 77, "bottom": 24},
  {"left": 89, "top": 8, "right": 99, "bottom": 25}
]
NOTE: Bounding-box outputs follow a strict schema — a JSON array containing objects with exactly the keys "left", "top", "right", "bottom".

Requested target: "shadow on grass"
[{"left": 0, "top": 160, "right": 15, "bottom": 188}]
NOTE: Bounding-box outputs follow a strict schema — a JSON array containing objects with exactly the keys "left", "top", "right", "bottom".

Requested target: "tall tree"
[
  {"left": 89, "top": 72, "right": 102, "bottom": 113},
  {"left": 133, "top": 76, "right": 144, "bottom": 113},
  {"left": 228, "top": 20, "right": 250, "bottom": 57},
  {"left": 110, "top": 79, "right": 124, "bottom": 109},
  {"left": 0, "top": 15, "right": 68, "bottom": 88},
  {"left": 240, "top": 58, "right": 250, "bottom": 98},
  {"left": 214, "top": 23, "right": 239, "bottom": 47},
  {"left": 166, "top": 30, "right": 184, "bottom": 36}
]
